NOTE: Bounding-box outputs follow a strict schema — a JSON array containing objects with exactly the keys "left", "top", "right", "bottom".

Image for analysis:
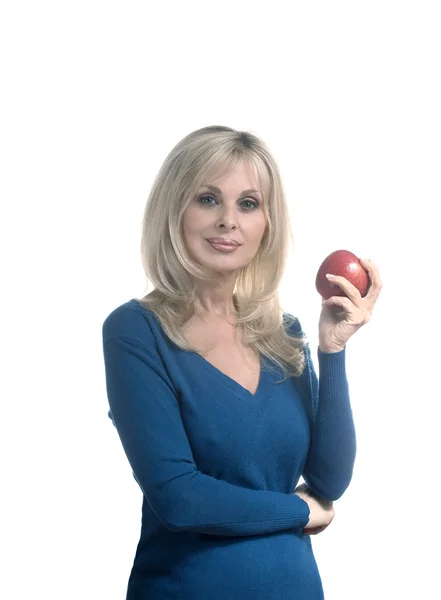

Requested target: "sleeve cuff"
[{"left": 317, "top": 346, "right": 347, "bottom": 398}]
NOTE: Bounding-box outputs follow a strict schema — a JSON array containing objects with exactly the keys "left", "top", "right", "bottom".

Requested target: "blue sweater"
[{"left": 102, "top": 299, "right": 356, "bottom": 599}]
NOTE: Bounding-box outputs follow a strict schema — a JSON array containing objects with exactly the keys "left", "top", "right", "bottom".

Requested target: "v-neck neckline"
[
  {"left": 128, "top": 298, "right": 279, "bottom": 414},
  {"left": 189, "top": 351, "right": 280, "bottom": 417},
  {"left": 192, "top": 351, "right": 263, "bottom": 398}
]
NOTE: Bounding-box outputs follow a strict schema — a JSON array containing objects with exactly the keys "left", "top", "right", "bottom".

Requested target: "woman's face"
[{"left": 182, "top": 161, "right": 267, "bottom": 274}]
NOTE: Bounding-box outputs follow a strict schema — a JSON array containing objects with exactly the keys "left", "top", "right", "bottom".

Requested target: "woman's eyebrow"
[{"left": 202, "top": 185, "right": 262, "bottom": 196}]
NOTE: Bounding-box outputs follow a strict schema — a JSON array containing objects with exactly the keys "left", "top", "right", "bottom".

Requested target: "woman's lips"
[
  {"left": 207, "top": 240, "right": 240, "bottom": 253},
  {"left": 207, "top": 238, "right": 240, "bottom": 246}
]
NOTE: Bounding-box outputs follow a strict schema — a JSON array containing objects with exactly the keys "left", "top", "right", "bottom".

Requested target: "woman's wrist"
[{"left": 318, "top": 344, "right": 345, "bottom": 353}]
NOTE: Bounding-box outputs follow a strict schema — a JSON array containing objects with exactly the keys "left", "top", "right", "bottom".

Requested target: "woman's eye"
[{"left": 198, "top": 194, "right": 259, "bottom": 210}]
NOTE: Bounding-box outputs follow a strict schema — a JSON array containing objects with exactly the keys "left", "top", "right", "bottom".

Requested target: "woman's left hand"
[
  {"left": 294, "top": 483, "right": 335, "bottom": 536},
  {"left": 318, "top": 258, "right": 383, "bottom": 352}
]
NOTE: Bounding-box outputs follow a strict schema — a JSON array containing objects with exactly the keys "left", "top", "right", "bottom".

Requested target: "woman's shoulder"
[
  {"left": 102, "top": 298, "right": 157, "bottom": 344},
  {"left": 282, "top": 312, "right": 304, "bottom": 337}
]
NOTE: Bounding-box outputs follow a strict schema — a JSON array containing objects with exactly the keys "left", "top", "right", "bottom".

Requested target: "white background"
[{"left": 2, "top": 1, "right": 440, "bottom": 598}]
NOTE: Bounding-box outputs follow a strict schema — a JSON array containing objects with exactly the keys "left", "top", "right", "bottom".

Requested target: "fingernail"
[{"left": 325, "top": 273, "right": 334, "bottom": 279}]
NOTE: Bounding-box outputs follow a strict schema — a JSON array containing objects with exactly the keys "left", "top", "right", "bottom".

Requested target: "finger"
[
  {"left": 304, "top": 525, "right": 325, "bottom": 535},
  {"left": 322, "top": 294, "right": 365, "bottom": 324},
  {"left": 322, "top": 295, "right": 354, "bottom": 313},
  {"left": 359, "top": 258, "right": 383, "bottom": 301},
  {"left": 314, "top": 525, "right": 327, "bottom": 534},
  {"left": 325, "top": 274, "right": 363, "bottom": 307}
]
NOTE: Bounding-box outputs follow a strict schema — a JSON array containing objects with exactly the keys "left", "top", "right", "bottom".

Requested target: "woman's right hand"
[{"left": 293, "top": 483, "right": 335, "bottom": 534}]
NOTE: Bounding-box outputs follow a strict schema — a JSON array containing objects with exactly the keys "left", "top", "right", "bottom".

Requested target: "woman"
[{"left": 102, "top": 125, "right": 382, "bottom": 599}]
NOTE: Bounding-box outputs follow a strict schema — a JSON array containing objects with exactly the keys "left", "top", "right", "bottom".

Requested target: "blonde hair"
[{"left": 136, "top": 125, "right": 307, "bottom": 383}]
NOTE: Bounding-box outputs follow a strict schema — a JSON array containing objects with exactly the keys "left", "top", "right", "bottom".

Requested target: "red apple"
[{"left": 316, "top": 250, "right": 370, "bottom": 300}]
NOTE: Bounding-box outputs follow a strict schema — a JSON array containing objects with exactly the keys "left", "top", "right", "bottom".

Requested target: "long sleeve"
[
  {"left": 301, "top": 341, "right": 357, "bottom": 501},
  {"left": 283, "top": 314, "right": 356, "bottom": 501},
  {"left": 102, "top": 313, "right": 311, "bottom": 537}
]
